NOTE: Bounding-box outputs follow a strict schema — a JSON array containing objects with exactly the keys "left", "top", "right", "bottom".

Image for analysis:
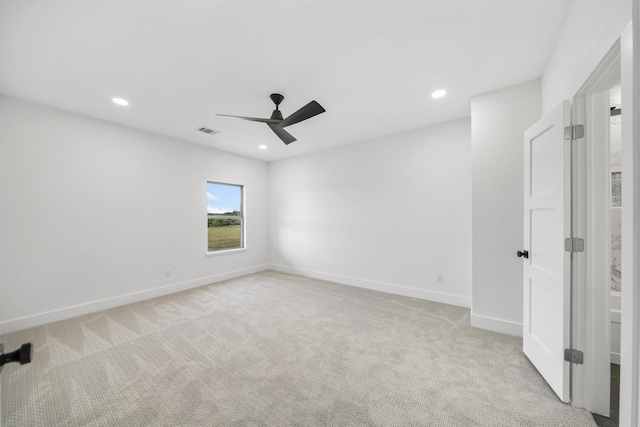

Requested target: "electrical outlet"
[
  {"left": 164, "top": 269, "right": 171, "bottom": 278},
  {"left": 437, "top": 274, "right": 444, "bottom": 283},
  {"left": 288, "top": 255, "right": 293, "bottom": 263}
]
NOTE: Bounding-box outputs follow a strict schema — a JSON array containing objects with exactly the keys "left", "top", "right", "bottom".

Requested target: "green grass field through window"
[{"left": 208, "top": 224, "right": 242, "bottom": 252}]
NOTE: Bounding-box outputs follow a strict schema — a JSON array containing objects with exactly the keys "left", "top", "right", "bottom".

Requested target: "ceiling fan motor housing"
[{"left": 270, "top": 109, "right": 284, "bottom": 120}]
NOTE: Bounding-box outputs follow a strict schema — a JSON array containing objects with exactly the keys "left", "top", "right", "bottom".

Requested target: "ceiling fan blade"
[
  {"left": 268, "top": 123, "right": 297, "bottom": 145},
  {"left": 279, "top": 100, "right": 326, "bottom": 128},
  {"left": 216, "top": 114, "right": 281, "bottom": 124}
]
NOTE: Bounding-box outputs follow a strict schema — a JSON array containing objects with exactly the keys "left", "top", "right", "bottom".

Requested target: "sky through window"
[{"left": 207, "top": 182, "right": 241, "bottom": 214}]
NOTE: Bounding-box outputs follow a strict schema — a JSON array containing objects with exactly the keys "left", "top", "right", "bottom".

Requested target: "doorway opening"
[{"left": 590, "top": 81, "right": 622, "bottom": 427}]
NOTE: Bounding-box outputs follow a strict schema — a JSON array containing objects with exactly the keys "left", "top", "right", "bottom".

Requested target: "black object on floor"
[{"left": 0, "top": 342, "right": 33, "bottom": 372}]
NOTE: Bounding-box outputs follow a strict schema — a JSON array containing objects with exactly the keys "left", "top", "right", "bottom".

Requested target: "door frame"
[
  {"left": 570, "top": 39, "right": 621, "bottom": 415},
  {"left": 570, "top": 20, "right": 640, "bottom": 424},
  {"left": 619, "top": 17, "right": 640, "bottom": 427}
]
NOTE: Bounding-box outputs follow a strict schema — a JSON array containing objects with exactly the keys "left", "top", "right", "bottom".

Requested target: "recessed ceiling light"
[
  {"left": 431, "top": 89, "right": 447, "bottom": 99},
  {"left": 259, "top": 145, "right": 268, "bottom": 150},
  {"left": 112, "top": 97, "right": 129, "bottom": 106}
]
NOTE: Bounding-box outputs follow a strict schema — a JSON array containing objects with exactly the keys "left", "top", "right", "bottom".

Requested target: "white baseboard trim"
[
  {"left": 269, "top": 264, "right": 472, "bottom": 308},
  {"left": 470, "top": 313, "right": 523, "bottom": 337},
  {"left": 0, "top": 264, "right": 269, "bottom": 335}
]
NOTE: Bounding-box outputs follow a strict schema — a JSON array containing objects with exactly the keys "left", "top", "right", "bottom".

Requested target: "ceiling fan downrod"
[{"left": 270, "top": 93, "right": 284, "bottom": 120}]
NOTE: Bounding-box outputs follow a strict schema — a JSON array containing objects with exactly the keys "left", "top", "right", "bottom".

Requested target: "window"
[{"left": 207, "top": 181, "right": 244, "bottom": 252}]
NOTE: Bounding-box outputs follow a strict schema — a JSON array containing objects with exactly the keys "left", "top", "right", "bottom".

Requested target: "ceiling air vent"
[{"left": 196, "top": 126, "right": 220, "bottom": 135}]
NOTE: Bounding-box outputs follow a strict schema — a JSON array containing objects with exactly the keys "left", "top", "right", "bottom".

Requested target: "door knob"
[{"left": 517, "top": 250, "right": 529, "bottom": 259}]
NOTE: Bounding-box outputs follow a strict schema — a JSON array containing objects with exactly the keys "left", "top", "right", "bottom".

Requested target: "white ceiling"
[{"left": 0, "top": 0, "right": 572, "bottom": 162}]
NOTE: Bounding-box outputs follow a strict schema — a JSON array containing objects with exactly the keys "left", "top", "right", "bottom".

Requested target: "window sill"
[{"left": 206, "top": 248, "right": 247, "bottom": 257}]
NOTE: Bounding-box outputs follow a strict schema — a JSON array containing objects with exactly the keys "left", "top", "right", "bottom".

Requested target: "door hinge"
[
  {"left": 564, "top": 124, "right": 585, "bottom": 140},
  {"left": 564, "top": 237, "right": 585, "bottom": 253},
  {"left": 564, "top": 348, "right": 584, "bottom": 365}
]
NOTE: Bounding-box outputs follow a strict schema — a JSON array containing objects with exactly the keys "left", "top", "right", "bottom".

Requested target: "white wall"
[
  {"left": 268, "top": 118, "right": 472, "bottom": 307},
  {"left": 542, "top": 0, "right": 629, "bottom": 112},
  {"left": 0, "top": 95, "right": 269, "bottom": 334},
  {"left": 470, "top": 80, "right": 542, "bottom": 336}
]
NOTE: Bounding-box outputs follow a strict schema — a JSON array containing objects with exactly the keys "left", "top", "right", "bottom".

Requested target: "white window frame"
[{"left": 206, "top": 181, "right": 245, "bottom": 255}]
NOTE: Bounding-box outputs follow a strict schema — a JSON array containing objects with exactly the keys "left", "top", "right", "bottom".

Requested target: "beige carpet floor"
[{"left": 1, "top": 270, "right": 596, "bottom": 426}]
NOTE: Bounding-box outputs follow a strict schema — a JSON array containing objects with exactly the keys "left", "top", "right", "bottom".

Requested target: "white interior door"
[{"left": 523, "top": 100, "right": 571, "bottom": 403}]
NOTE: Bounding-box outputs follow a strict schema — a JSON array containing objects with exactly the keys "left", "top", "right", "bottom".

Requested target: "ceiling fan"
[{"left": 217, "top": 94, "right": 325, "bottom": 145}]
